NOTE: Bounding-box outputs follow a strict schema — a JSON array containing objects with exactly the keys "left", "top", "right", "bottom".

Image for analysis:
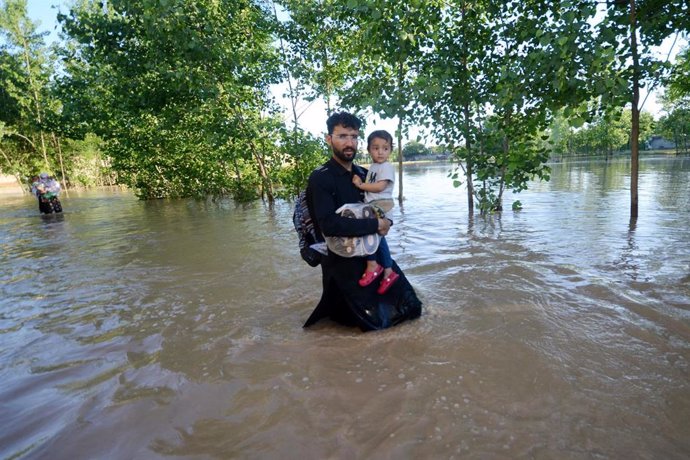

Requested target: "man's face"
[{"left": 327, "top": 125, "right": 360, "bottom": 165}]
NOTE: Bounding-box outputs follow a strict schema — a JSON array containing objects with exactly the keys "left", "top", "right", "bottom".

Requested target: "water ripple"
[{"left": 1, "top": 158, "right": 689, "bottom": 458}]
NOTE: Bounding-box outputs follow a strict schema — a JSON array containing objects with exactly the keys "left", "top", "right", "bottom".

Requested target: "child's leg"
[
  {"left": 375, "top": 237, "right": 400, "bottom": 294},
  {"left": 364, "top": 253, "right": 379, "bottom": 272},
  {"left": 359, "top": 252, "right": 384, "bottom": 287},
  {"left": 377, "top": 237, "right": 394, "bottom": 276}
]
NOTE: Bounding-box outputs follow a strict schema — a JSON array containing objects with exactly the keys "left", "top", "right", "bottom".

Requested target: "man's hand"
[{"left": 377, "top": 217, "right": 391, "bottom": 236}]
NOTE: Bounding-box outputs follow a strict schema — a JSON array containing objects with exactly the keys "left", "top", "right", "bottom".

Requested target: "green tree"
[
  {"left": 270, "top": 1, "right": 337, "bottom": 196},
  {"left": 58, "top": 0, "right": 284, "bottom": 201},
  {"left": 0, "top": 0, "right": 56, "bottom": 181},
  {"left": 621, "top": 108, "right": 655, "bottom": 150},
  {"left": 327, "top": 0, "right": 443, "bottom": 202},
  {"left": 274, "top": 0, "right": 351, "bottom": 118},
  {"left": 558, "top": 107, "right": 655, "bottom": 157},
  {"left": 423, "top": 1, "right": 594, "bottom": 213},
  {"left": 667, "top": 46, "right": 690, "bottom": 98},
  {"left": 277, "top": 1, "right": 602, "bottom": 213},
  {"left": 588, "top": 112, "right": 630, "bottom": 156},
  {"left": 430, "top": 145, "right": 449, "bottom": 156},
  {"left": 419, "top": 0, "right": 491, "bottom": 213},
  {"left": 657, "top": 107, "right": 689, "bottom": 154},
  {"left": 547, "top": 110, "right": 572, "bottom": 155},
  {"left": 402, "top": 140, "right": 430, "bottom": 158},
  {"left": 594, "top": 0, "right": 690, "bottom": 218},
  {"left": 658, "top": 46, "right": 690, "bottom": 154}
]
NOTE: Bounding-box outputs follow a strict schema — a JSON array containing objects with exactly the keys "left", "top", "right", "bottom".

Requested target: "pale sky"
[{"left": 24, "top": 0, "right": 686, "bottom": 144}]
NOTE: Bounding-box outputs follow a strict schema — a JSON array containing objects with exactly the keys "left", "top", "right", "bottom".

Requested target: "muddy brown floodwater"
[{"left": 1, "top": 156, "right": 689, "bottom": 459}]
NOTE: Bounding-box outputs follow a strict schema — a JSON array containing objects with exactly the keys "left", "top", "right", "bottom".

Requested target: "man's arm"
[{"left": 309, "top": 171, "right": 380, "bottom": 238}]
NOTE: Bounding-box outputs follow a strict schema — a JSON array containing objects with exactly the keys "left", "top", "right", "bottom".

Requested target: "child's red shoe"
[
  {"left": 358, "top": 264, "right": 383, "bottom": 287},
  {"left": 377, "top": 272, "right": 400, "bottom": 294}
]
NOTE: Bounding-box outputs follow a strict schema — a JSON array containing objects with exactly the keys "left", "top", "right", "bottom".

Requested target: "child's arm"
[{"left": 353, "top": 177, "right": 390, "bottom": 193}]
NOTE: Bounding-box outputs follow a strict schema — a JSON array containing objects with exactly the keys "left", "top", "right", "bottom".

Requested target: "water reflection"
[
  {"left": 1, "top": 156, "right": 689, "bottom": 458},
  {"left": 613, "top": 217, "right": 642, "bottom": 280}
]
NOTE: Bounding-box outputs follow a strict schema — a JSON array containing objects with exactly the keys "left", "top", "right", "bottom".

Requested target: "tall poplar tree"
[
  {"left": 334, "top": 0, "right": 443, "bottom": 203},
  {"left": 421, "top": 0, "right": 597, "bottom": 213},
  {"left": 596, "top": 0, "right": 689, "bottom": 218}
]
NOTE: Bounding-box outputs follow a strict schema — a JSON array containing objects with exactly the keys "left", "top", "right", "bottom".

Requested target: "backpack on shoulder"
[
  {"left": 293, "top": 165, "right": 371, "bottom": 266},
  {"left": 293, "top": 189, "right": 323, "bottom": 267}
]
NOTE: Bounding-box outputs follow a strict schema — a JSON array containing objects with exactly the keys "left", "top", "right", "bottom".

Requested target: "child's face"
[{"left": 368, "top": 137, "right": 392, "bottom": 164}]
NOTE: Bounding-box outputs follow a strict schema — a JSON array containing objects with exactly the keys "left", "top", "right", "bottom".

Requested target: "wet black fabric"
[
  {"left": 307, "top": 159, "right": 376, "bottom": 239},
  {"left": 38, "top": 196, "right": 62, "bottom": 214},
  {"left": 303, "top": 253, "right": 422, "bottom": 331},
  {"left": 303, "top": 158, "right": 422, "bottom": 331}
]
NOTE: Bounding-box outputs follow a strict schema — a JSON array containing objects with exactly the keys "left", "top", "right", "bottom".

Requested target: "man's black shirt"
[{"left": 306, "top": 158, "right": 378, "bottom": 241}]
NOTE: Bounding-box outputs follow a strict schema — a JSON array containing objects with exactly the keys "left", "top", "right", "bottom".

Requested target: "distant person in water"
[
  {"left": 351, "top": 130, "right": 398, "bottom": 294},
  {"left": 31, "top": 173, "right": 62, "bottom": 214}
]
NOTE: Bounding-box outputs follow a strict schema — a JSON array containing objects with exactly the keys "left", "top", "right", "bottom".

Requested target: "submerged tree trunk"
[
  {"left": 52, "top": 134, "right": 68, "bottom": 192},
  {"left": 630, "top": 0, "right": 640, "bottom": 219},
  {"left": 252, "top": 147, "right": 274, "bottom": 205},
  {"left": 397, "top": 116, "right": 403, "bottom": 203},
  {"left": 462, "top": 103, "right": 474, "bottom": 213},
  {"left": 461, "top": 2, "right": 474, "bottom": 214},
  {"left": 397, "top": 60, "right": 404, "bottom": 204},
  {"left": 496, "top": 133, "right": 508, "bottom": 212}
]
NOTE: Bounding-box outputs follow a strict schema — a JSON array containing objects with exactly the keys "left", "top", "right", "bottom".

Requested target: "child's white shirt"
[{"left": 364, "top": 161, "right": 395, "bottom": 203}]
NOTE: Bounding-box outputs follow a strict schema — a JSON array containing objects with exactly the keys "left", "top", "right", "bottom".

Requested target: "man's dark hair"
[
  {"left": 326, "top": 111, "right": 362, "bottom": 134},
  {"left": 367, "top": 130, "right": 394, "bottom": 149}
]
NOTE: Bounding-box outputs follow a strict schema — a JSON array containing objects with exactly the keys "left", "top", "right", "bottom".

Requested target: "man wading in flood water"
[{"left": 302, "top": 111, "right": 422, "bottom": 331}]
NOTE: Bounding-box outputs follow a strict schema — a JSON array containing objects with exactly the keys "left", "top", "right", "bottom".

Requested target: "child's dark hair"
[
  {"left": 326, "top": 112, "right": 362, "bottom": 134},
  {"left": 367, "top": 130, "right": 393, "bottom": 150}
]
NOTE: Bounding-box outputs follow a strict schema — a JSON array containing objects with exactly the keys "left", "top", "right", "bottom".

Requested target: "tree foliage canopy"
[
  {"left": 1, "top": 0, "right": 688, "bottom": 209},
  {"left": 57, "top": 0, "right": 287, "bottom": 199}
]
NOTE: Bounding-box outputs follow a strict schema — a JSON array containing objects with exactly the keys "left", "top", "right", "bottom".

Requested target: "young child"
[{"left": 352, "top": 130, "right": 399, "bottom": 294}]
